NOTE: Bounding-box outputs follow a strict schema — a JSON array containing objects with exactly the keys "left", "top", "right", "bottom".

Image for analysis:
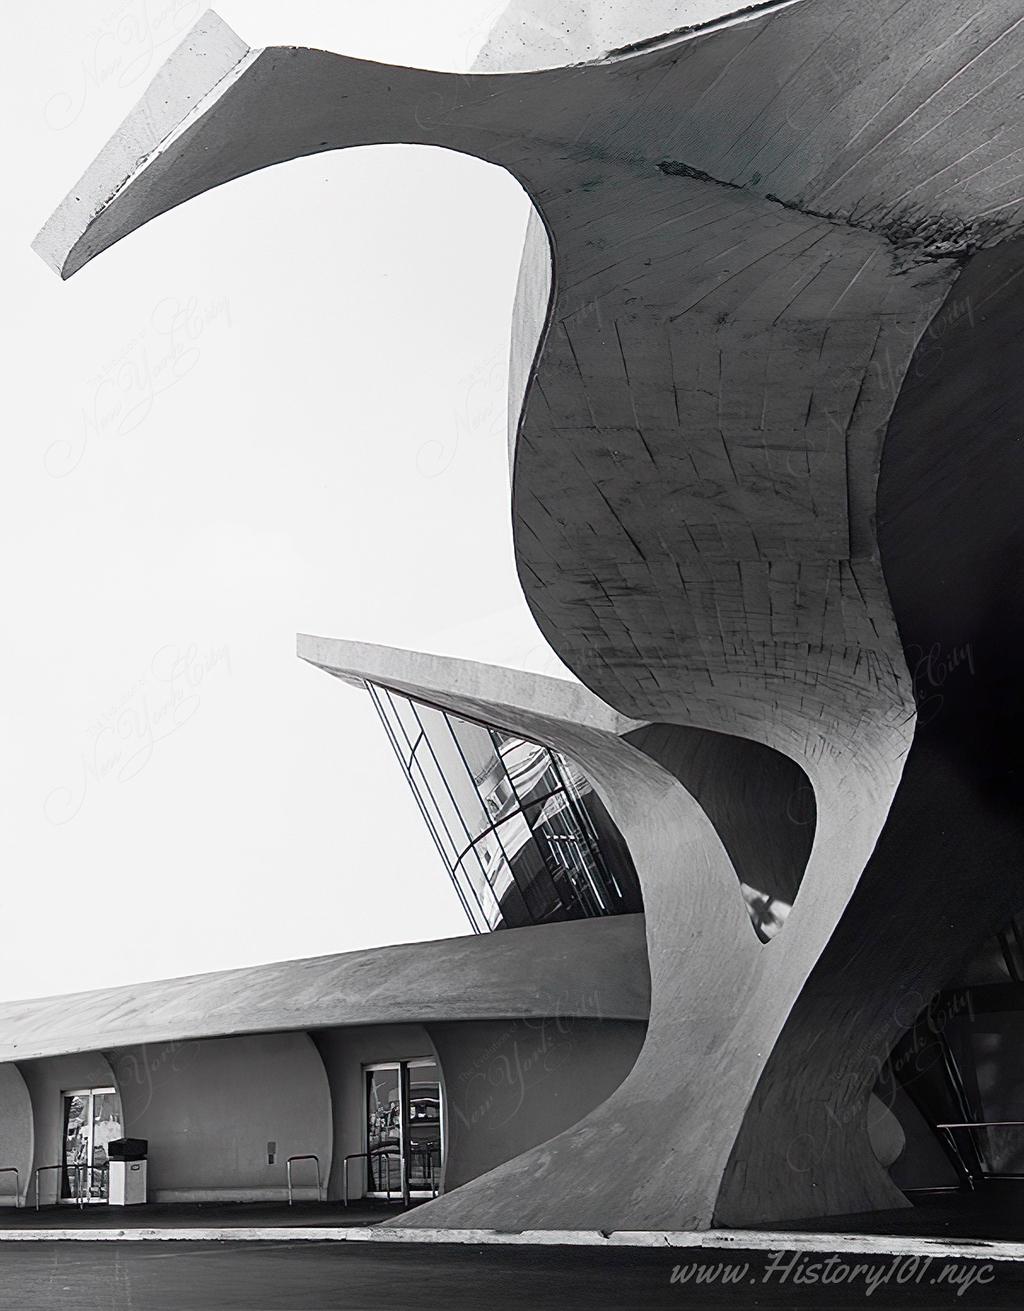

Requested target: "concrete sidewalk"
[
  {"left": 0, "top": 1217, "right": 1022, "bottom": 1270},
  {"left": 0, "top": 1188, "right": 1020, "bottom": 1267},
  {"left": 0, "top": 1199, "right": 400, "bottom": 1229}
]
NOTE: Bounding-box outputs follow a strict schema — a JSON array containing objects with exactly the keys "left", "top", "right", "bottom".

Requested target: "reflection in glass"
[
  {"left": 406, "top": 1060, "right": 442, "bottom": 1194},
  {"left": 364, "top": 1060, "right": 443, "bottom": 1200},
  {"left": 60, "top": 1087, "right": 122, "bottom": 1202},
  {"left": 61, "top": 1095, "right": 88, "bottom": 1200},
  {"left": 368, "top": 684, "right": 642, "bottom": 932},
  {"left": 365, "top": 1067, "right": 401, "bottom": 1194}
]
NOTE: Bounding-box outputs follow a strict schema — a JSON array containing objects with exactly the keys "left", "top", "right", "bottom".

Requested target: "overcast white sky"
[{"left": 1, "top": 1, "right": 732, "bottom": 1002}]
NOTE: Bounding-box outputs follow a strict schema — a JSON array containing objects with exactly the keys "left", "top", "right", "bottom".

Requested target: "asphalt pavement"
[{"left": 0, "top": 1240, "right": 1019, "bottom": 1311}]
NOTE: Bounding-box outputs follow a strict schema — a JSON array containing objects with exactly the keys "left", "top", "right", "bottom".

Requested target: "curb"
[{"left": 0, "top": 1227, "right": 1018, "bottom": 1261}]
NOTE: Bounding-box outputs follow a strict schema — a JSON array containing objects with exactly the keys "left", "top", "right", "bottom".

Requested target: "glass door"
[
  {"left": 364, "top": 1059, "right": 443, "bottom": 1202},
  {"left": 365, "top": 1065, "right": 402, "bottom": 1198},
  {"left": 406, "top": 1059, "right": 442, "bottom": 1197},
  {"left": 61, "top": 1087, "right": 122, "bottom": 1203}
]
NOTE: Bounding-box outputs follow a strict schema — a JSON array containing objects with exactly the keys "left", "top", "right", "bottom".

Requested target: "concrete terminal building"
[{"left": 9, "top": 0, "right": 1024, "bottom": 1231}]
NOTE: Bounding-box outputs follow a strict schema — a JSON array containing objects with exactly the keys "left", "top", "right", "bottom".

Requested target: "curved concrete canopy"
[
  {"left": 0, "top": 915, "right": 647, "bottom": 1064},
  {"left": 299, "top": 636, "right": 771, "bottom": 1229},
  {"left": 296, "top": 636, "right": 909, "bottom": 1229},
  {"left": 32, "top": 0, "right": 1024, "bottom": 1232},
  {"left": 30, "top": 0, "right": 980, "bottom": 973},
  {"left": 470, "top": 1, "right": 809, "bottom": 71}
]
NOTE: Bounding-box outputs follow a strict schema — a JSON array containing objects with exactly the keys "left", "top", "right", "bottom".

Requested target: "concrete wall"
[
  {"left": 885, "top": 1084, "right": 958, "bottom": 1192},
  {"left": 0, "top": 1065, "right": 33, "bottom": 1206},
  {"left": 7, "top": 1018, "right": 645, "bottom": 1208},
  {"left": 18, "top": 1051, "right": 119, "bottom": 1207},
  {"left": 5, "top": 1020, "right": 643, "bottom": 1208},
  {"left": 428, "top": 1018, "right": 646, "bottom": 1191},
  {"left": 108, "top": 1033, "right": 330, "bottom": 1201},
  {"left": 313, "top": 1024, "right": 436, "bottom": 1202}
]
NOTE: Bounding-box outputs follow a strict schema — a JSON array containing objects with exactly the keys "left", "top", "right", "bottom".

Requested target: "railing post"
[
  {"left": 34, "top": 1165, "right": 62, "bottom": 1211},
  {"left": 286, "top": 1154, "right": 321, "bottom": 1206},
  {"left": 934, "top": 1119, "right": 1024, "bottom": 1189},
  {"left": 342, "top": 1149, "right": 411, "bottom": 1208},
  {"left": 0, "top": 1168, "right": 20, "bottom": 1209}
]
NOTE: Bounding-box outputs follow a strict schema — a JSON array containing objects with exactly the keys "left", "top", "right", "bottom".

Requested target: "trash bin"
[{"left": 107, "top": 1138, "right": 147, "bottom": 1206}]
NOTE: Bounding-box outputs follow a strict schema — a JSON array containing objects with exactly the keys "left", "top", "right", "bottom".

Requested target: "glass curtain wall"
[{"left": 368, "top": 683, "right": 642, "bottom": 932}]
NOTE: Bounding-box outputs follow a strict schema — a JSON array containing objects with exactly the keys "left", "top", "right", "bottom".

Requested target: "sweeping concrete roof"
[{"left": 0, "top": 915, "right": 648, "bottom": 1063}]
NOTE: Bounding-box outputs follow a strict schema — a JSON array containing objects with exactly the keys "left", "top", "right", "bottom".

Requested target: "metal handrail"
[
  {"left": 937, "top": 1120, "right": 1024, "bottom": 1129},
  {"left": 33, "top": 1165, "right": 63, "bottom": 1211},
  {"left": 33, "top": 1162, "right": 109, "bottom": 1210},
  {"left": 409, "top": 1143, "right": 441, "bottom": 1199},
  {"left": 429, "top": 1150, "right": 442, "bottom": 1200},
  {"left": 935, "top": 1121, "right": 1024, "bottom": 1190},
  {"left": 285, "top": 1154, "right": 321, "bottom": 1206},
  {"left": 0, "top": 1167, "right": 20, "bottom": 1208},
  {"left": 342, "top": 1148, "right": 405, "bottom": 1206},
  {"left": 73, "top": 1163, "right": 109, "bottom": 1210}
]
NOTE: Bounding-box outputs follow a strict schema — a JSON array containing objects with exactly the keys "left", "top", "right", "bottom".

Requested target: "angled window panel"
[
  {"left": 524, "top": 797, "right": 606, "bottom": 918},
  {"left": 425, "top": 715, "right": 496, "bottom": 838},
  {"left": 368, "top": 683, "right": 643, "bottom": 931},
  {"left": 407, "top": 747, "right": 475, "bottom": 864},
  {"left": 456, "top": 848, "right": 505, "bottom": 931},
  {"left": 496, "top": 735, "right": 563, "bottom": 809},
  {"left": 383, "top": 688, "right": 425, "bottom": 763}
]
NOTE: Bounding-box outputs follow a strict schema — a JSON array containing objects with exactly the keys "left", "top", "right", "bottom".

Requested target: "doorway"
[
  {"left": 364, "top": 1058, "right": 442, "bottom": 1202},
  {"left": 60, "top": 1087, "right": 122, "bottom": 1203}
]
